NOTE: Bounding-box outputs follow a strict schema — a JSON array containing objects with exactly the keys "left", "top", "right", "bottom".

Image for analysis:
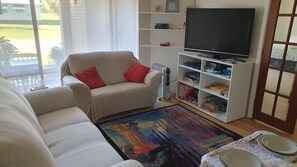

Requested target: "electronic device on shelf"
[
  {"left": 154, "top": 23, "right": 169, "bottom": 29},
  {"left": 184, "top": 58, "right": 201, "bottom": 70},
  {"left": 184, "top": 71, "right": 200, "bottom": 81},
  {"left": 184, "top": 8, "right": 255, "bottom": 59},
  {"left": 204, "top": 62, "right": 231, "bottom": 76}
]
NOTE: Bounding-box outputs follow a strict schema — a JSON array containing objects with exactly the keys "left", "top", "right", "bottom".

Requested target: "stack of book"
[
  {"left": 184, "top": 72, "right": 200, "bottom": 85},
  {"left": 201, "top": 96, "right": 227, "bottom": 114},
  {"left": 178, "top": 83, "right": 199, "bottom": 106},
  {"left": 207, "top": 83, "right": 229, "bottom": 97},
  {"left": 204, "top": 62, "right": 231, "bottom": 76}
]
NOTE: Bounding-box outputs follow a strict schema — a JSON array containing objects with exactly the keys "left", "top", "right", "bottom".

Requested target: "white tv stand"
[{"left": 177, "top": 52, "right": 253, "bottom": 123}]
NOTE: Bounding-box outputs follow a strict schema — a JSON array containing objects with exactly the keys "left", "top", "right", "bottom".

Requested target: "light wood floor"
[{"left": 98, "top": 99, "right": 297, "bottom": 142}]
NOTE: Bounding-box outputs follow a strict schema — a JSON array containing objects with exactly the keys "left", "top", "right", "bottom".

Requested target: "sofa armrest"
[
  {"left": 110, "top": 160, "right": 144, "bottom": 167},
  {"left": 62, "top": 75, "right": 92, "bottom": 117},
  {"left": 24, "top": 86, "right": 75, "bottom": 116}
]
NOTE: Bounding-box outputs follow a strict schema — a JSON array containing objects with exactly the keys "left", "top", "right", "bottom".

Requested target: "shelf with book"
[
  {"left": 202, "top": 72, "right": 231, "bottom": 81},
  {"left": 177, "top": 82, "right": 199, "bottom": 107},
  {"left": 177, "top": 52, "right": 253, "bottom": 123},
  {"left": 200, "top": 88, "right": 229, "bottom": 100},
  {"left": 178, "top": 80, "right": 199, "bottom": 89},
  {"left": 199, "top": 91, "right": 227, "bottom": 114},
  {"left": 199, "top": 107, "right": 227, "bottom": 122}
]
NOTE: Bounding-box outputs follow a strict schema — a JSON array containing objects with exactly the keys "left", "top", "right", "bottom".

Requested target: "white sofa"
[
  {"left": 61, "top": 51, "right": 162, "bottom": 123},
  {"left": 0, "top": 78, "right": 143, "bottom": 167}
]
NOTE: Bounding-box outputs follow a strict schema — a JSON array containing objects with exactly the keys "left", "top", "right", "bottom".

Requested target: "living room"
[{"left": 1, "top": 0, "right": 297, "bottom": 166}]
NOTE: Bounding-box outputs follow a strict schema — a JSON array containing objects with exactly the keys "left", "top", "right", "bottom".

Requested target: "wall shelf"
[
  {"left": 139, "top": 45, "right": 183, "bottom": 49},
  {"left": 139, "top": 28, "right": 185, "bottom": 32},
  {"left": 139, "top": 12, "right": 185, "bottom": 15},
  {"left": 138, "top": 0, "right": 195, "bottom": 67}
]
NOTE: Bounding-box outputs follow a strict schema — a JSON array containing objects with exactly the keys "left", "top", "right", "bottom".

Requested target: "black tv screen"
[{"left": 184, "top": 8, "right": 255, "bottom": 58}]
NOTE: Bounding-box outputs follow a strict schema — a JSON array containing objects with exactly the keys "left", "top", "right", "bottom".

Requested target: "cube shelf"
[{"left": 177, "top": 52, "right": 253, "bottom": 123}]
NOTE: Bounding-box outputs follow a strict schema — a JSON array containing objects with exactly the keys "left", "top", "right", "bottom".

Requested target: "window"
[
  {"left": 13, "top": 4, "right": 25, "bottom": 13},
  {"left": 1, "top": 4, "right": 8, "bottom": 13},
  {"left": 1, "top": 0, "right": 137, "bottom": 93}
]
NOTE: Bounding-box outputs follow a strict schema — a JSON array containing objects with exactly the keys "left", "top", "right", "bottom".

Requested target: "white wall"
[{"left": 193, "top": 0, "right": 271, "bottom": 117}]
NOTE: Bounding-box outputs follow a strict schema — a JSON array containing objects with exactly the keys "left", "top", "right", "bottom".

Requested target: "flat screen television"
[{"left": 184, "top": 8, "right": 255, "bottom": 58}]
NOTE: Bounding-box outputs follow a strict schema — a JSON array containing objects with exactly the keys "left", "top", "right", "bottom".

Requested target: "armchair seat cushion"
[{"left": 90, "top": 82, "right": 153, "bottom": 121}]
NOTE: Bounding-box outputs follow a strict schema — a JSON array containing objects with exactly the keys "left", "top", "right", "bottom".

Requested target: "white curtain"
[
  {"left": 0, "top": 0, "right": 137, "bottom": 93},
  {"left": 59, "top": 0, "right": 137, "bottom": 57}
]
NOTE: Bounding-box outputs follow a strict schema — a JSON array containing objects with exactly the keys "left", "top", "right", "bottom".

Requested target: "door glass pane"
[
  {"left": 37, "top": 0, "right": 63, "bottom": 88},
  {"left": 270, "top": 44, "right": 285, "bottom": 69},
  {"left": 284, "top": 45, "right": 297, "bottom": 72},
  {"left": 0, "top": 0, "right": 42, "bottom": 93},
  {"left": 279, "top": 0, "right": 294, "bottom": 14},
  {"left": 289, "top": 17, "right": 297, "bottom": 43},
  {"left": 274, "top": 96, "right": 289, "bottom": 121},
  {"left": 261, "top": 92, "right": 275, "bottom": 116},
  {"left": 279, "top": 72, "right": 294, "bottom": 96},
  {"left": 274, "top": 17, "right": 290, "bottom": 42},
  {"left": 265, "top": 69, "right": 280, "bottom": 92}
]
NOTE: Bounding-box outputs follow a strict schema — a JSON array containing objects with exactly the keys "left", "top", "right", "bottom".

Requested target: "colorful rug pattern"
[{"left": 98, "top": 105, "right": 241, "bottom": 167}]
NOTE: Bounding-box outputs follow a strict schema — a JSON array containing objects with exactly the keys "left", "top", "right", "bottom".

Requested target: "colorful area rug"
[{"left": 97, "top": 105, "right": 241, "bottom": 167}]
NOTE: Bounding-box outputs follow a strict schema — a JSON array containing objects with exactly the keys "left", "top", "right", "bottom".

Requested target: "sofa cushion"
[
  {"left": 0, "top": 78, "right": 55, "bottom": 167},
  {"left": 124, "top": 63, "right": 150, "bottom": 83},
  {"left": 38, "top": 107, "right": 90, "bottom": 133},
  {"left": 75, "top": 66, "right": 106, "bottom": 89},
  {"left": 67, "top": 51, "right": 139, "bottom": 85},
  {"left": 45, "top": 122, "right": 123, "bottom": 167},
  {"left": 90, "top": 82, "right": 153, "bottom": 122}
]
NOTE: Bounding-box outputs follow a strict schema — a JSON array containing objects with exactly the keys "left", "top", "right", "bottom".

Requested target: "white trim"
[{"left": 2, "top": 0, "right": 41, "bottom": 5}]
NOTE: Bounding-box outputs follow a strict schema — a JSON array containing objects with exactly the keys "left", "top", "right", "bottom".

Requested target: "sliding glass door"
[
  {"left": 36, "top": 0, "right": 62, "bottom": 88},
  {"left": 0, "top": 0, "right": 62, "bottom": 93},
  {"left": 0, "top": 0, "right": 41, "bottom": 93},
  {"left": 1, "top": 0, "right": 138, "bottom": 93}
]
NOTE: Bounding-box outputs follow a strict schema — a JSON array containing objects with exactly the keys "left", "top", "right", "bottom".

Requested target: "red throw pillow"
[
  {"left": 124, "top": 63, "right": 150, "bottom": 83},
  {"left": 75, "top": 66, "right": 105, "bottom": 89}
]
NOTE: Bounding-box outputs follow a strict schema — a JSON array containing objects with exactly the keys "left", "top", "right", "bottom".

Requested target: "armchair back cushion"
[
  {"left": 67, "top": 51, "right": 139, "bottom": 85},
  {"left": 124, "top": 63, "right": 151, "bottom": 83},
  {"left": 75, "top": 66, "right": 106, "bottom": 89},
  {"left": 0, "top": 78, "right": 55, "bottom": 167}
]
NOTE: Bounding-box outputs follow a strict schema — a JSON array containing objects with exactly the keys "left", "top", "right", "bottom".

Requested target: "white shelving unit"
[
  {"left": 138, "top": 0, "right": 195, "bottom": 68},
  {"left": 177, "top": 52, "right": 253, "bottom": 123}
]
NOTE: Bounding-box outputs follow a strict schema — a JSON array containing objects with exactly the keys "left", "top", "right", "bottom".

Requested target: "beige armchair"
[{"left": 61, "top": 51, "right": 162, "bottom": 123}]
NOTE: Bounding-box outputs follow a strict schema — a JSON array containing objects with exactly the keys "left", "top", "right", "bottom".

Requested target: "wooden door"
[{"left": 253, "top": 0, "right": 297, "bottom": 133}]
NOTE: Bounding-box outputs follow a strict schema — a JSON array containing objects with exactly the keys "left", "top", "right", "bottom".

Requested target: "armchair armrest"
[
  {"left": 144, "top": 69, "right": 162, "bottom": 87},
  {"left": 62, "top": 75, "right": 92, "bottom": 117},
  {"left": 143, "top": 69, "right": 162, "bottom": 104},
  {"left": 110, "top": 160, "right": 144, "bottom": 167},
  {"left": 25, "top": 86, "right": 75, "bottom": 116}
]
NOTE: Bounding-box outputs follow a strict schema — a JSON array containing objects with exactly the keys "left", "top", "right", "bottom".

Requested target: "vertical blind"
[{"left": 0, "top": 0, "right": 137, "bottom": 93}]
